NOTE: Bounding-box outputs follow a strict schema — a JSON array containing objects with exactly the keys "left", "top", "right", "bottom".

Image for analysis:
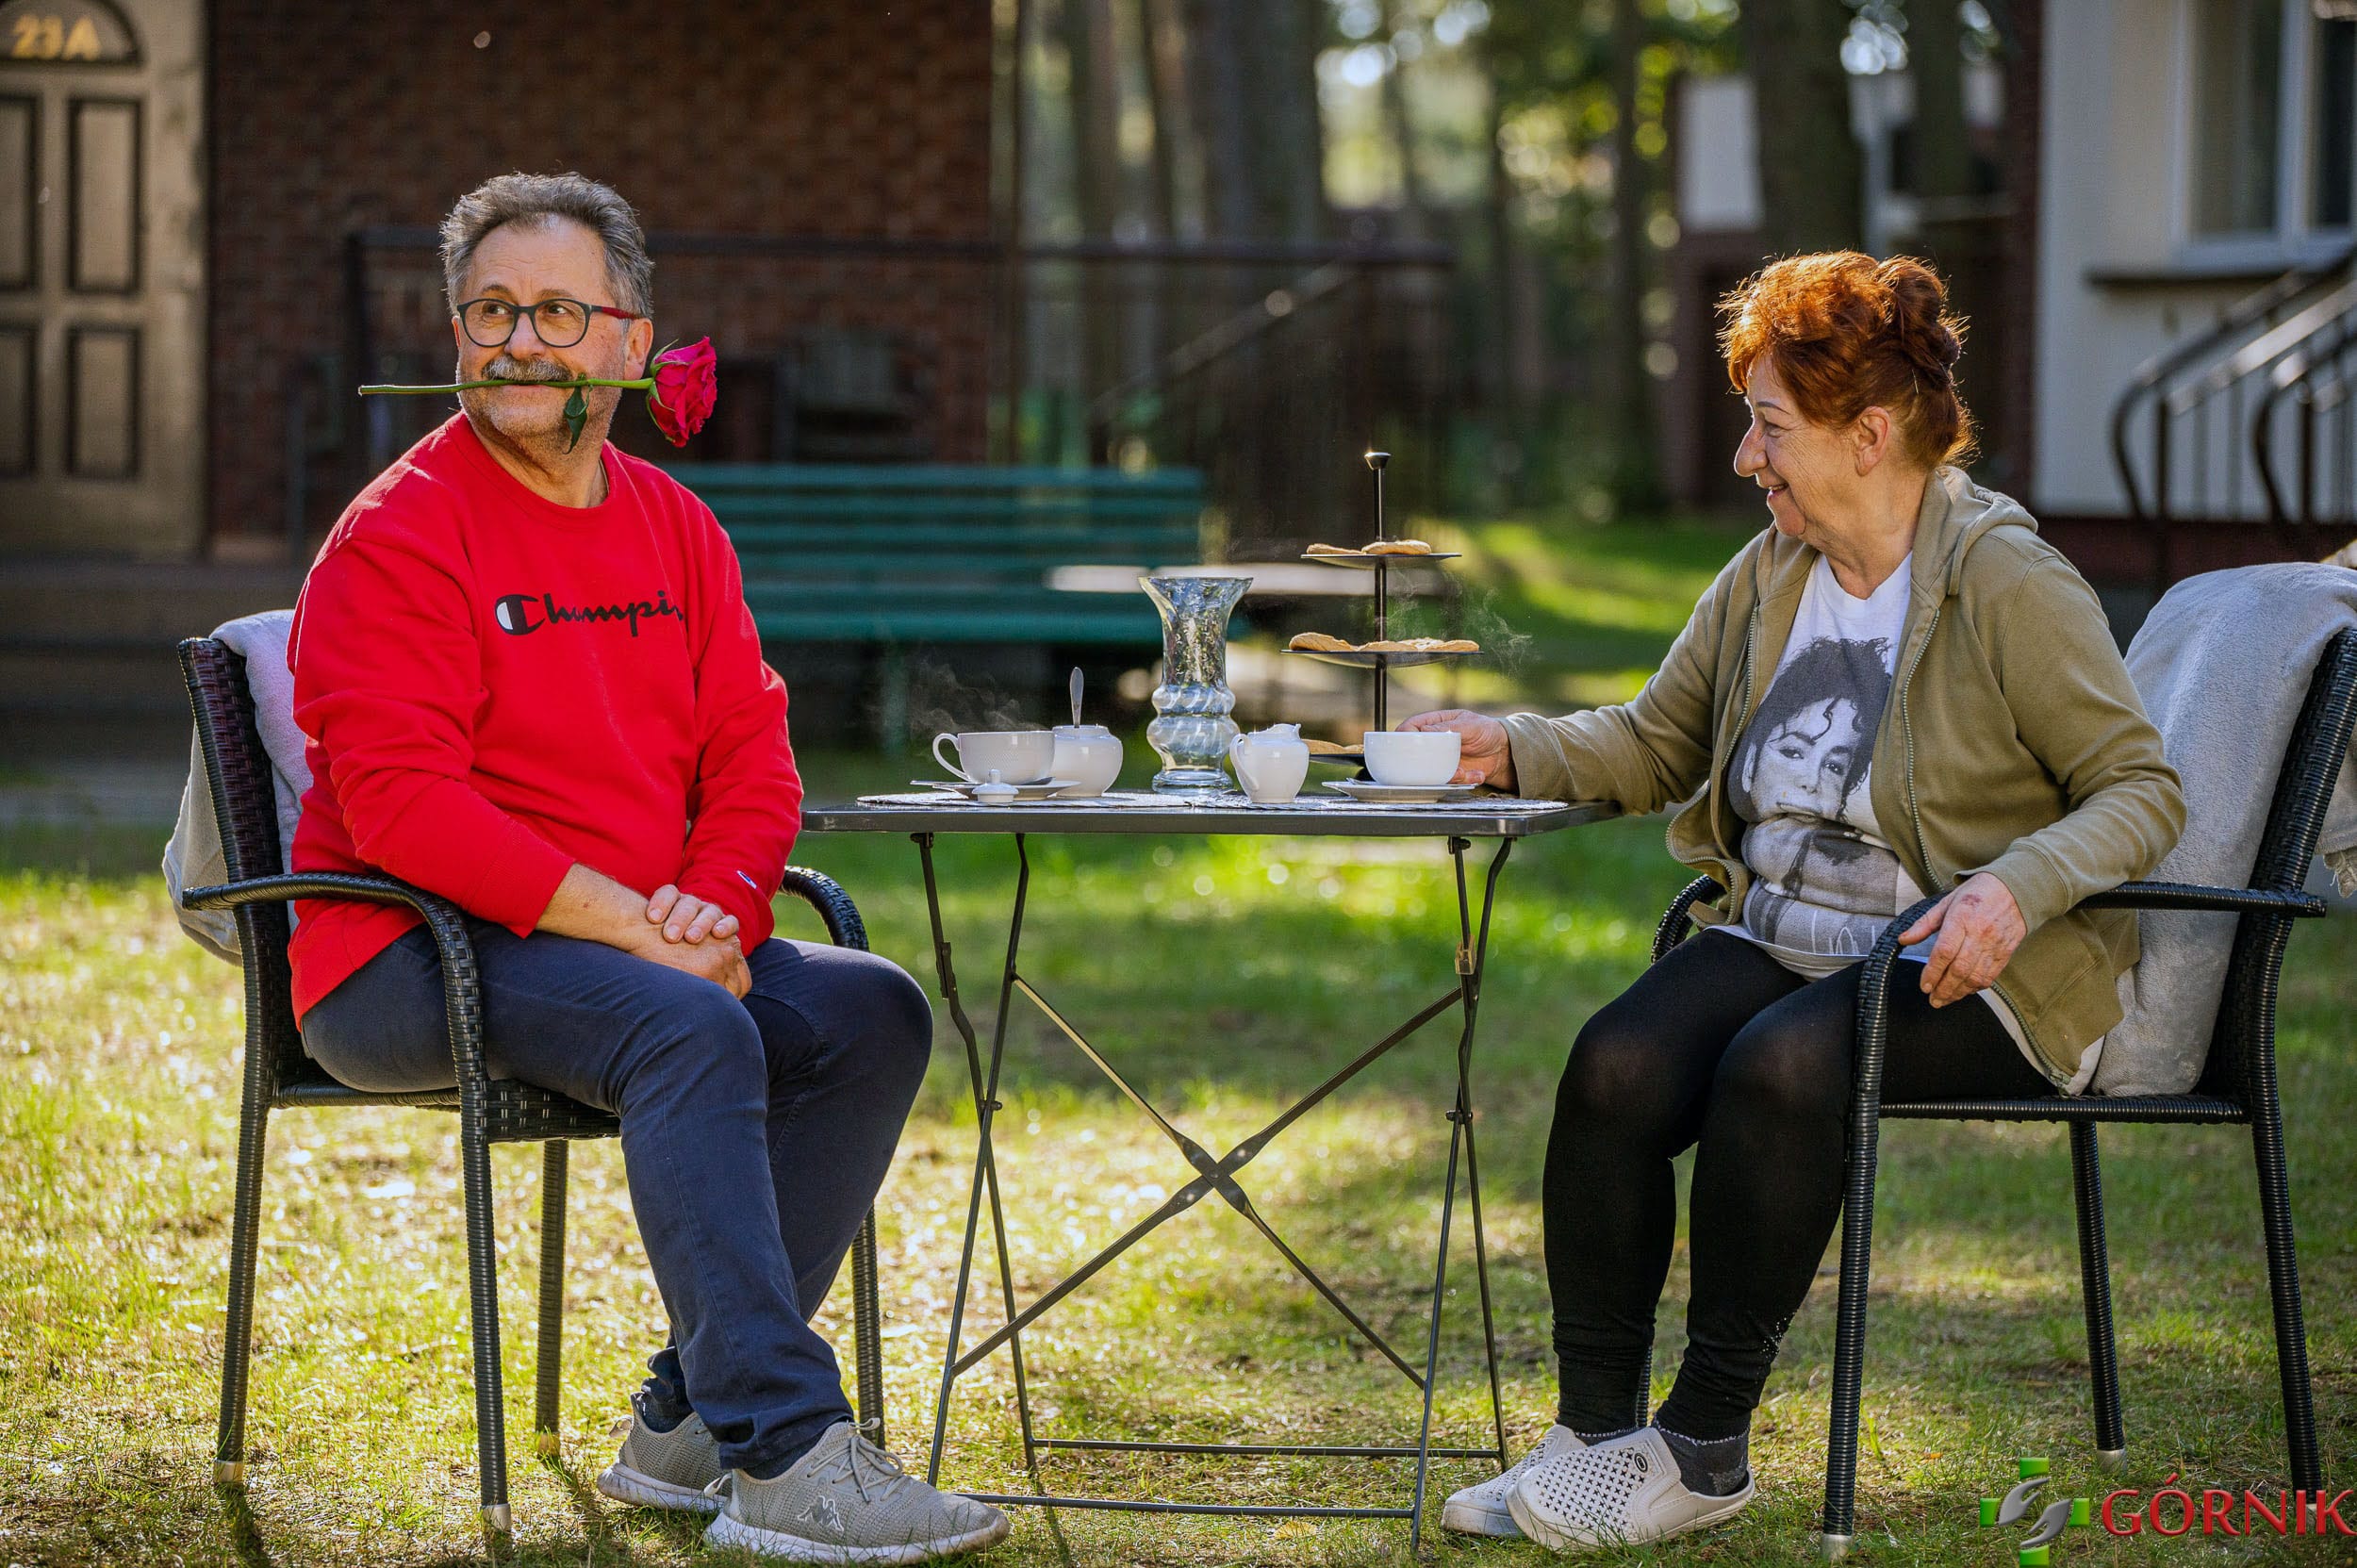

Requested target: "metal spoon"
[{"left": 1069, "top": 666, "right": 1084, "bottom": 729}]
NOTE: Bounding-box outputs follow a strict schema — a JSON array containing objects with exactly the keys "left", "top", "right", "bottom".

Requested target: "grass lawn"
[
  {"left": 4, "top": 797, "right": 2352, "bottom": 1567},
  {"left": 2, "top": 512, "right": 2351, "bottom": 1564}
]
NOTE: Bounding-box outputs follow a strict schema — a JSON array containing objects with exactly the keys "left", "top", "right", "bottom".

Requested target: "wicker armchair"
[
  {"left": 1653, "top": 626, "right": 2355, "bottom": 1559},
  {"left": 175, "top": 636, "right": 887, "bottom": 1539}
]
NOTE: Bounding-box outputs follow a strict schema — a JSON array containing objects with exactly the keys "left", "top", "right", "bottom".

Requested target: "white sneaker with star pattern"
[{"left": 1507, "top": 1425, "right": 1755, "bottom": 1551}]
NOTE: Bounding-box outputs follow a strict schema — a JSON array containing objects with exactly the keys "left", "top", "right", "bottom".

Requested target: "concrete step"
[
  {"left": 0, "top": 560, "right": 305, "bottom": 720},
  {"left": 0, "top": 559, "right": 304, "bottom": 639}
]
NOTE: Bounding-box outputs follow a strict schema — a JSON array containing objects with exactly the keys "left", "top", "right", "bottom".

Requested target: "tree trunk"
[
  {"left": 1381, "top": 0, "right": 1428, "bottom": 242},
  {"left": 1139, "top": 0, "right": 1184, "bottom": 239},
  {"left": 1741, "top": 0, "right": 1863, "bottom": 255},
  {"left": 1607, "top": 0, "right": 1659, "bottom": 503},
  {"left": 1063, "top": 0, "right": 1125, "bottom": 239},
  {"left": 1060, "top": 0, "right": 1126, "bottom": 457},
  {"left": 1182, "top": 0, "right": 1257, "bottom": 240},
  {"left": 1909, "top": 0, "right": 1972, "bottom": 210},
  {"left": 1253, "top": 0, "right": 1330, "bottom": 241},
  {"left": 1479, "top": 32, "right": 1530, "bottom": 493},
  {"left": 997, "top": 0, "right": 1031, "bottom": 462},
  {"left": 1180, "top": 0, "right": 1327, "bottom": 242},
  {"left": 1990, "top": 0, "right": 2042, "bottom": 492},
  {"left": 1137, "top": 0, "right": 1188, "bottom": 404}
]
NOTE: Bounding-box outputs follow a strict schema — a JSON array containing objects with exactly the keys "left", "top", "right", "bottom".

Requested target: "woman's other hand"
[
  {"left": 1399, "top": 709, "right": 1515, "bottom": 789},
  {"left": 1897, "top": 871, "right": 2027, "bottom": 1006}
]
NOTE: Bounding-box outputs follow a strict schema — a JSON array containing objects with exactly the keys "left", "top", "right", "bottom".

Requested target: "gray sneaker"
[
  {"left": 703, "top": 1420, "right": 1011, "bottom": 1564},
  {"left": 595, "top": 1400, "right": 724, "bottom": 1514}
]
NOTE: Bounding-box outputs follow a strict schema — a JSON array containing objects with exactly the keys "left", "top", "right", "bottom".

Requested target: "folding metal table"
[{"left": 802, "top": 789, "right": 1607, "bottom": 1550}]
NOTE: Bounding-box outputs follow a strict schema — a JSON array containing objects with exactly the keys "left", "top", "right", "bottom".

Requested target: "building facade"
[
  {"left": 1665, "top": 0, "right": 2357, "bottom": 602},
  {"left": 2034, "top": 0, "right": 2353, "bottom": 521},
  {"left": 1, "top": 0, "right": 996, "bottom": 568}
]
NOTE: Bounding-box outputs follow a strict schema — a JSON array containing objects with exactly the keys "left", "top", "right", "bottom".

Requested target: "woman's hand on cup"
[{"left": 1399, "top": 709, "right": 1515, "bottom": 790}]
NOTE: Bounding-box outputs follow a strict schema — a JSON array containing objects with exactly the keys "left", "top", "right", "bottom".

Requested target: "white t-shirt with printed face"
[
  {"left": 1717, "top": 552, "right": 2089, "bottom": 1092},
  {"left": 1727, "top": 552, "right": 1922, "bottom": 963}
]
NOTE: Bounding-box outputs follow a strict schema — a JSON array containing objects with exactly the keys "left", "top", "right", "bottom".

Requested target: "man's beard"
[
  {"left": 479, "top": 353, "right": 570, "bottom": 385},
  {"left": 459, "top": 353, "right": 613, "bottom": 453}
]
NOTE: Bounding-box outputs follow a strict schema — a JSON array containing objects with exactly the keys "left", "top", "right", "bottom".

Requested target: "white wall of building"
[
  {"left": 2036, "top": 0, "right": 2243, "bottom": 515},
  {"left": 1678, "top": 75, "right": 1762, "bottom": 234}
]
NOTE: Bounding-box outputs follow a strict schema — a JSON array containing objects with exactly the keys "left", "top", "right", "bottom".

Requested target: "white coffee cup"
[
  {"left": 1051, "top": 724, "right": 1124, "bottom": 798},
  {"left": 1362, "top": 729, "right": 1462, "bottom": 787},
  {"left": 932, "top": 730, "right": 1055, "bottom": 785}
]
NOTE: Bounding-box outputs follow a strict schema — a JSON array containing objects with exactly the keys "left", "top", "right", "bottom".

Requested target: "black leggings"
[{"left": 1544, "top": 930, "right": 2058, "bottom": 1441}]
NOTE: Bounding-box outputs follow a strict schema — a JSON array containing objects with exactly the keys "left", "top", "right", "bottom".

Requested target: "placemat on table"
[{"left": 854, "top": 788, "right": 1571, "bottom": 812}]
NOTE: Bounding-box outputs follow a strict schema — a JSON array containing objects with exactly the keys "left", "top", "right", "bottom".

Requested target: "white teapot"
[{"left": 1228, "top": 723, "right": 1310, "bottom": 803}]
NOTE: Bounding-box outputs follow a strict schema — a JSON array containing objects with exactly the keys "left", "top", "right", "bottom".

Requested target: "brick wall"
[{"left": 206, "top": 0, "right": 994, "bottom": 550}]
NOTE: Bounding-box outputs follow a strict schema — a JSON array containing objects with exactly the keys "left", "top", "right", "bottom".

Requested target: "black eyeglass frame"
[{"left": 454, "top": 296, "right": 645, "bottom": 350}]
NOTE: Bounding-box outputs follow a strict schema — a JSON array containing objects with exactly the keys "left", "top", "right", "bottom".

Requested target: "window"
[
  {"left": 2191, "top": 0, "right": 2284, "bottom": 235},
  {"left": 2313, "top": 12, "right": 2355, "bottom": 228},
  {"left": 2184, "top": 1, "right": 2357, "bottom": 245}
]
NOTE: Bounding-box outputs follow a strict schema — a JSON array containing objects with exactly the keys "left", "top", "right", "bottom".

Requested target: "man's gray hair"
[{"left": 440, "top": 172, "right": 653, "bottom": 316}]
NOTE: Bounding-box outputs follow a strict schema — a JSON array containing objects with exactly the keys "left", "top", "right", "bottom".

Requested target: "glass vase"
[{"left": 1141, "top": 573, "right": 1249, "bottom": 793}]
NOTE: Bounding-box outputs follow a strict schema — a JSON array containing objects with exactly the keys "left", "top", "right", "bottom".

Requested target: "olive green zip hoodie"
[{"left": 1500, "top": 467, "right": 2185, "bottom": 1087}]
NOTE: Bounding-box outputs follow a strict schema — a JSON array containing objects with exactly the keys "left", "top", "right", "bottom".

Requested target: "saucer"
[
  {"left": 911, "top": 777, "right": 1078, "bottom": 801},
  {"left": 1322, "top": 779, "right": 1479, "bottom": 804}
]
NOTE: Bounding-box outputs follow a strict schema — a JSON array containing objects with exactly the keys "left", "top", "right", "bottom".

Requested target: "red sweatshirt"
[{"left": 285, "top": 413, "right": 801, "bottom": 1023}]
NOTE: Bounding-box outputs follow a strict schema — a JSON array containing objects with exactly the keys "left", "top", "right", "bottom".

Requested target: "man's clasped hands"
[{"left": 535, "top": 864, "right": 753, "bottom": 998}]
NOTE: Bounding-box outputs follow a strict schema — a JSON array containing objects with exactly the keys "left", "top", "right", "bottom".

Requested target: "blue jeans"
[{"left": 301, "top": 920, "right": 934, "bottom": 1476}]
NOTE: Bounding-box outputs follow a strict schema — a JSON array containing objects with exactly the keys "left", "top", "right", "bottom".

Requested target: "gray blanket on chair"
[
  {"left": 162, "top": 609, "right": 309, "bottom": 963},
  {"left": 2093, "top": 565, "right": 2357, "bottom": 1096}
]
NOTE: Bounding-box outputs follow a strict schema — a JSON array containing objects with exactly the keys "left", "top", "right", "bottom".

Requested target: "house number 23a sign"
[{"left": 1, "top": 0, "right": 136, "bottom": 63}]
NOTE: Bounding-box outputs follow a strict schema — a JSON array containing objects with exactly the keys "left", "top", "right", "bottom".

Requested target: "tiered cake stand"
[{"left": 1282, "top": 451, "right": 1477, "bottom": 734}]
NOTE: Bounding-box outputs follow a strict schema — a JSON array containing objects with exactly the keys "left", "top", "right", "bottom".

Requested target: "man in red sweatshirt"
[{"left": 288, "top": 173, "right": 1008, "bottom": 1562}]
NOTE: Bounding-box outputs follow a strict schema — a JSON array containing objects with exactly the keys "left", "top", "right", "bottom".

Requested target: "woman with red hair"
[{"left": 1406, "top": 253, "right": 2184, "bottom": 1551}]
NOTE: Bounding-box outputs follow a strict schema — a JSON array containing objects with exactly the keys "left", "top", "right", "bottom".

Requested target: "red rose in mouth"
[{"left": 647, "top": 338, "right": 718, "bottom": 447}]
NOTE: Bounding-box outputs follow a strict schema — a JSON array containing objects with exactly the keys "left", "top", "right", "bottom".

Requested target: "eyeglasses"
[{"left": 456, "top": 296, "right": 643, "bottom": 350}]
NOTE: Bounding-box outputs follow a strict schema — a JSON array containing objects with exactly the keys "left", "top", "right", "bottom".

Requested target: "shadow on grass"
[
  {"left": 915, "top": 1071, "right": 2351, "bottom": 1531},
  {"left": 538, "top": 1451, "right": 621, "bottom": 1552},
  {"left": 220, "top": 1484, "right": 276, "bottom": 1568},
  {"left": 836, "top": 827, "right": 1676, "bottom": 1112}
]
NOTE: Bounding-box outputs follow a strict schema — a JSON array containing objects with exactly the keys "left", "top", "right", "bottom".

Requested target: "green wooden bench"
[
  {"left": 668, "top": 463, "right": 1209, "bottom": 741},
  {"left": 671, "top": 463, "right": 1208, "bottom": 644}
]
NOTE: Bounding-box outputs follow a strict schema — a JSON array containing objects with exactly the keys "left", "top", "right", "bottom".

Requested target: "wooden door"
[{"left": 0, "top": 0, "right": 203, "bottom": 558}]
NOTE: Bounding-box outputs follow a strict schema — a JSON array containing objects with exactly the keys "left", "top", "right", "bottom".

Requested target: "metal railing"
[
  {"left": 308, "top": 227, "right": 1454, "bottom": 554},
  {"left": 2252, "top": 275, "right": 2357, "bottom": 548},
  {"left": 2108, "top": 242, "right": 2357, "bottom": 580},
  {"left": 1079, "top": 256, "right": 1453, "bottom": 550}
]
